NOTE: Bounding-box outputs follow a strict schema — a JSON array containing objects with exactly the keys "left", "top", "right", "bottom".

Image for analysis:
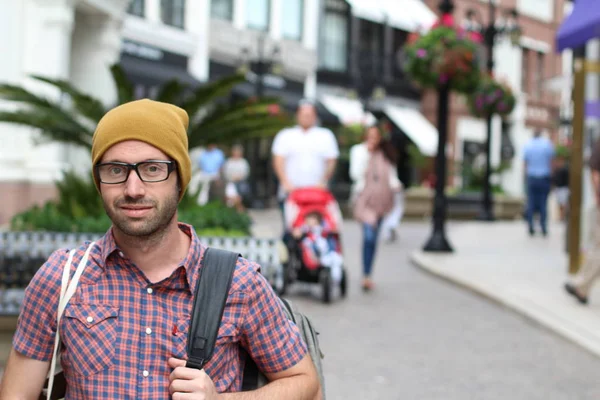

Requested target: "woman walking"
[{"left": 350, "top": 126, "right": 401, "bottom": 291}]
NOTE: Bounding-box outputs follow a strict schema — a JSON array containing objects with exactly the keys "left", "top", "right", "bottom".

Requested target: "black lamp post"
[
  {"left": 237, "top": 34, "right": 283, "bottom": 208},
  {"left": 463, "top": 2, "right": 522, "bottom": 221},
  {"left": 238, "top": 33, "right": 283, "bottom": 98},
  {"left": 423, "top": 0, "right": 455, "bottom": 253}
]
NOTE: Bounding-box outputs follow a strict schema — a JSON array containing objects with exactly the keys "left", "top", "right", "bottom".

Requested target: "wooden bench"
[{"left": 0, "top": 232, "right": 285, "bottom": 316}]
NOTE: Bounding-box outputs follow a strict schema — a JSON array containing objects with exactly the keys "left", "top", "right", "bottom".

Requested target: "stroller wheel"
[
  {"left": 320, "top": 269, "right": 332, "bottom": 304},
  {"left": 340, "top": 268, "right": 347, "bottom": 298}
]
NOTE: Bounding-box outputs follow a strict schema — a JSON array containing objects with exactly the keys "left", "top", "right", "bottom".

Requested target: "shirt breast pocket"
[{"left": 62, "top": 304, "right": 119, "bottom": 376}]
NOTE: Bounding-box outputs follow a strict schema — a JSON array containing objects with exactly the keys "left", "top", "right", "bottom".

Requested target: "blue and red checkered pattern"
[{"left": 13, "top": 223, "right": 307, "bottom": 398}]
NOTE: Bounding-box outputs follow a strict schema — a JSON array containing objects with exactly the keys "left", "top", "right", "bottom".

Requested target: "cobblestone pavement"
[{"left": 272, "top": 217, "right": 600, "bottom": 400}]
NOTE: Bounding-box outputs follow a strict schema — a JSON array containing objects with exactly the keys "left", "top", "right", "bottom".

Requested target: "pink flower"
[{"left": 417, "top": 49, "right": 427, "bottom": 58}]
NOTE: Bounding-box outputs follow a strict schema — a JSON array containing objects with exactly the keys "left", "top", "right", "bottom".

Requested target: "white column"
[
  {"left": 303, "top": 0, "right": 319, "bottom": 50},
  {"left": 233, "top": 0, "right": 246, "bottom": 29},
  {"left": 270, "top": 0, "right": 282, "bottom": 40},
  {"left": 187, "top": 0, "right": 210, "bottom": 81},
  {"left": 304, "top": 72, "right": 317, "bottom": 100},
  {"left": 146, "top": 0, "right": 161, "bottom": 23},
  {"left": 19, "top": 0, "right": 76, "bottom": 182},
  {"left": 70, "top": 15, "right": 123, "bottom": 106}
]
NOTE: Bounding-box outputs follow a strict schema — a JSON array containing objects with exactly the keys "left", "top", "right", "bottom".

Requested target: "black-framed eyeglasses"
[{"left": 94, "top": 160, "right": 177, "bottom": 184}]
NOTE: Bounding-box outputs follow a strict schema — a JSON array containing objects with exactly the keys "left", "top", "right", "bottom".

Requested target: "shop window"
[
  {"left": 536, "top": 51, "right": 545, "bottom": 98},
  {"left": 211, "top": 0, "right": 233, "bottom": 21},
  {"left": 128, "top": 0, "right": 145, "bottom": 17},
  {"left": 246, "top": 0, "right": 271, "bottom": 31},
  {"left": 161, "top": 0, "right": 186, "bottom": 29},
  {"left": 282, "top": 0, "right": 303, "bottom": 41},
  {"left": 319, "top": 0, "right": 348, "bottom": 72}
]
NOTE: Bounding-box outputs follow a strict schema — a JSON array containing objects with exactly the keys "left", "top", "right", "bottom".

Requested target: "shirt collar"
[{"left": 98, "top": 223, "right": 205, "bottom": 292}]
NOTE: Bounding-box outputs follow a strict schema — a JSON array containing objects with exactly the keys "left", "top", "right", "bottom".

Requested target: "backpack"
[{"left": 186, "top": 248, "right": 326, "bottom": 397}]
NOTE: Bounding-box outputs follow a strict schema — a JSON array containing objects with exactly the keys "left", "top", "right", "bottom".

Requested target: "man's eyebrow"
[{"left": 99, "top": 158, "right": 170, "bottom": 163}]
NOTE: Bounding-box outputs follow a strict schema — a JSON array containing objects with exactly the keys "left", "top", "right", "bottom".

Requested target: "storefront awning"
[
  {"left": 119, "top": 55, "right": 201, "bottom": 87},
  {"left": 320, "top": 94, "right": 377, "bottom": 126},
  {"left": 383, "top": 105, "right": 438, "bottom": 157},
  {"left": 345, "top": 0, "right": 436, "bottom": 32},
  {"left": 556, "top": 0, "right": 600, "bottom": 51}
]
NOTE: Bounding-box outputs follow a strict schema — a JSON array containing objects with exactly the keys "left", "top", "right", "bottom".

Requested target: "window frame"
[
  {"left": 318, "top": 0, "right": 350, "bottom": 73},
  {"left": 210, "top": 0, "right": 234, "bottom": 21},
  {"left": 127, "top": 0, "right": 145, "bottom": 17},
  {"left": 245, "top": 0, "right": 271, "bottom": 32},
  {"left": 161, "top": 0, "right": 186, "bottom": 30},
  {"left": 281, "top": 0, "right": 304, "bottom": 41}
]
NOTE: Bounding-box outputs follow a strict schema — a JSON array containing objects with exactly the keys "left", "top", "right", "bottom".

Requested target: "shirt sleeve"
[
  {"left": 240, "top": 266, "right": 307, "bottom": 374},
  {"left": 12, "top": 249, "right": 67, "bottom": 361},
  {"left": 271, "top": 130, "right": 288, "bottom": 157},
  {"left": 323, "top": 129, "right": 340, "bottom": 159}
]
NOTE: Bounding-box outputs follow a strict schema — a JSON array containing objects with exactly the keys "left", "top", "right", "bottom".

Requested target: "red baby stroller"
[{"left": 282, "top": 187, "right": 348, "bottom": 303}]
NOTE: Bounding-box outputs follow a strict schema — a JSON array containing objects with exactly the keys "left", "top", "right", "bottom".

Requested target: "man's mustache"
[{"left": 114, "top": 198, "right": 156, "bottom": 208}]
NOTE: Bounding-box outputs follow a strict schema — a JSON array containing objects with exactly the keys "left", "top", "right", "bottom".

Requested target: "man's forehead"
[{"left": 101, "top": 140, "right": 168, "bottom": 161}]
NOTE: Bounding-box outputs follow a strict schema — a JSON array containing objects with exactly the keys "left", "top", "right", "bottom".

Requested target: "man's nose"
[{"left": 124, "top": 170, "right": 146, "bottom": 199}]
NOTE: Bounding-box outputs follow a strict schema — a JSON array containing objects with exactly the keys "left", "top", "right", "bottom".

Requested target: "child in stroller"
[
  {"left": 284, "top": 187, "right": 347, "bottom": 303},
  {"left": 292, "top": 211, "right": 343, "bottom": 285}
]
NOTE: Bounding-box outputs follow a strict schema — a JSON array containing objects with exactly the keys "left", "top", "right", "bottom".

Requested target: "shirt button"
[
  {"left": 142, "top": 370, "right": 149, "bottom": 377},
  {"left": 147, "top": 288, "right": 153, "bottom": 294},
  {"left": 118, "top": 251, "right": 124, "bottom": 257},
  {"left": 145, "top": 327, "right": 152, "bottom": 335},
  {"left": 86, "top": 316, "right": 94, "bottom": 323}
]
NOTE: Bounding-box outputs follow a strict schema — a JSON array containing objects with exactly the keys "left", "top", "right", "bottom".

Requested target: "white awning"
[
  {"left": 383, "top": 105, "right": 439, "bottom": 157},
  {"left": 320, "top": 94, "right": 377, "bottom": 126},
  {"left": 346, "top": 0, "right": 437, "bottom": 32}
]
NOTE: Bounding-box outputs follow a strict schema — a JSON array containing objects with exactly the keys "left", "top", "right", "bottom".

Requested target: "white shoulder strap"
[{"left": 46, "top": 242, "right": 95, "bottom": 400}]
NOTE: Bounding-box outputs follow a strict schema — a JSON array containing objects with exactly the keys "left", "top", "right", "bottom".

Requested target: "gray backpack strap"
[{"left": 186, "top": 248, "right": 239, "bottom": 370}]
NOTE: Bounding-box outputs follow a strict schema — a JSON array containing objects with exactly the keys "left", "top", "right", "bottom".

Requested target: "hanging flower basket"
[
  {"left": 467, "top": 76, "right": 516, "bottom": 118},
  {"left": 403, "top": 24, "right": 482, "bottom": 94}
]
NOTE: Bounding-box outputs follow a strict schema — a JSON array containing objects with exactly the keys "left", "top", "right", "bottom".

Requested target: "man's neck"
[{"left": 113, "top": 221, "right": 191, "bottom": 282}]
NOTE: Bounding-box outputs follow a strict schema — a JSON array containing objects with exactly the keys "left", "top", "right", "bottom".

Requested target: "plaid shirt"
[{"left": 13, "top": 223, "right": 307, "bottom": 399}]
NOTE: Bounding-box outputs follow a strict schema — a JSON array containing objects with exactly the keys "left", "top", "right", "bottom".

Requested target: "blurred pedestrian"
[
  {"left": 350, "top": 126, "right": 401, "bottom": 291},
  {"left": 564, "top": 138, "right": 600, "bottom": 305},
  {"left": 196, "top": 143, "right": 225, "bottom": 205},
  {"left": 271, "top": 100, "right": 339, "bottom": 230},
  {"left": 523, "top": 130, "right": 555, "bottom": 236},
  {"left": 223, "top": 144, "right": 250, "bottom": 212},
  {"left": 552, "top": 154, "right": 569, "bottom": 221}
]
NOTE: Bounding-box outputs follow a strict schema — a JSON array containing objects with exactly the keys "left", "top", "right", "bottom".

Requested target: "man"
[
  {"left": 195, "top": 143, "right": 225, "bottom": 205},
  {"left": 271, "top": 100, "right": 339, "bottom": 225},
  {"left": 565, "top": 138, "right": 600, "bottom": 305},
  {"left": 523, "top": 130, "right": 555, "bottom": 236},
  {"left": 0, "top": 99, "right": 319, "bottom": 399}
]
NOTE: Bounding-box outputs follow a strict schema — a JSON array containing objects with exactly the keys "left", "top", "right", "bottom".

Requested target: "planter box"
[{"left": 404, "top": 187, "right": 524, "bottom": 221}]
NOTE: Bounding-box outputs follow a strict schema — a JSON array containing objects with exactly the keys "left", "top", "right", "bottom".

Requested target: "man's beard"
[{"left": 104, "top": 190, "right": 179, "bottom": 239}]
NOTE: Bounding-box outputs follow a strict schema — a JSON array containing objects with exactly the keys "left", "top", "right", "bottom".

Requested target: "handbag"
[{"left": 39, "top": 242, "right": 96, "bottom": 400}]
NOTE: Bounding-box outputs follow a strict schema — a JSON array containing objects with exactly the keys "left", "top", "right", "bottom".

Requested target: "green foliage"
[
  {"left": 404, "top": 26, "right": 482, "bottom": 94},
  {"left": 407, "top": 144, "right": 427, "bottom": 169},
  {"left": 0, "top": 64, "right": 292, "bottom": 152},
  {"left": 460, "top": 160, "right": 511, "bottom": 193},
  {"left": 467, "top": 76, "right": 516, "bottom": 118},
  {"left": 556, "top": 144, "right": 570, "bottom": 159}
]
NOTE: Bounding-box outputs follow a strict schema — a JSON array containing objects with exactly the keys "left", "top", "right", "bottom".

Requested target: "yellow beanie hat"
[{"left": 91, "top": 99, "right": 191, "bottom": 200}]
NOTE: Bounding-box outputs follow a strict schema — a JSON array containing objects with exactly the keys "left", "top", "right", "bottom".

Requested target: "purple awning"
[
  {"left": 587, "top": 101, "right": 600, "bottom": 119},
  {"left": 557, "top": 0, "right": 600, "bottom": 51}
]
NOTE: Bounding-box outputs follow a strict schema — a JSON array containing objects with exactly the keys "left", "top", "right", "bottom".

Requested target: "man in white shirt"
[{"left": 272, "top": 101, "right": 340, "bottom": 201}]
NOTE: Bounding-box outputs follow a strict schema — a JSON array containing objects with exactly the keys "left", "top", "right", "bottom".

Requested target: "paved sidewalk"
[{"left": 411, "top": 221, "right": 600, "bottom": 358}]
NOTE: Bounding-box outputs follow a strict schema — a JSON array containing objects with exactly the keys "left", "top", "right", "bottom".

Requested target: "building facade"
[
  {"left": 205, "top": 0, "right": 321, "bottom": 207},
  {"left": 314, "top": 0, "right": 441, "bottom": 195},
  {"left": 0, "top": 0, "right": 212, "bottom": 225},
  {"left": 422, "top": 0, "right": 566, "bottom": 197}
]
